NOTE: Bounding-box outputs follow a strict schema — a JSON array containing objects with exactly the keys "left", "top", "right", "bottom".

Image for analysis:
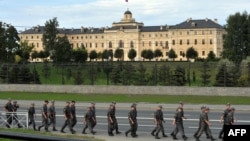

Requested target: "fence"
[{"left": 0, "top": 111, "right": 29, "bottom": 128}]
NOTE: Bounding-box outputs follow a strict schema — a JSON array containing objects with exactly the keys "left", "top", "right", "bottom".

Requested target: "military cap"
[
  {"left": 44, "top": 100, "right": 48, "bottom": 103},
  {"left": 131, "top": 103, "right": 137, "bottom": 107},
  {"left": 91, "top": 102, "right": 95, "bottom": 105},
  {"left": 206, "top": 107, "right": 210, "bottom": 110},
  {"left": 179, "top": 101, "right": 183, "bottom": 105},
  {"left": 51, "top": 100, "right": 55, "bottom": 103},
  {"left": 13, "top": 100, "right": 17, "bottom": 103},
  {"left": 71, "top": 100, "right": 75, "bottom": 103},
  {"left": 31, "top": 103, "right": 35, "bottom": 105},
  {"left": 158, "top": 105, "right": 163, "bottom": 108},
  {"left": 201, "top": 105, "right": 206, "bottom": 109},
  {"left": 66, "top": 101, "right": 70, "bottom": 104},
  {"left": 226, "top": 103, "right": 230, "bottom": 106},
  {"left": 112, "top": 101, "right": 116, "bottom": 104}
]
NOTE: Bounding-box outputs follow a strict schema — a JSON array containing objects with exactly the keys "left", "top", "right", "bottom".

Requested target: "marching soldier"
[
  {"left": 218, "top": 103, "right": 231, "bottom": 139},
  {"left": 12, "top": 100, "right": 22, "bottom": 128},
  {"left": 61, "top": 101, "right": 76, "bottom": 134},
  {"left": 171, "top": 101, "right": 188, "bottom": 140},
  {"left": 125, "top": 104, "right": 137, "bottom": 138},
  {"left": 28, "top": 103, "right": 37, "bottom": 130},
  {"left": 228, "top": 107, "right": 236, "bottom": 125},
  {"left": 82, "top": 106, "right": 96, "bottom": 134},
  {"left": 151, "top": 105, "right": 167, "bottom": 139},
  {"left": 48, "top": 100, "right": 57, "bottom": 131},
  {"left": 171, "top": 107, "right": 188, "bottom": 140},
  {"left": 107, "top": 104, "right": 115, "bottom": 136},
  {"left": 90, "top": 103, "right": 97, "bottom": 129},
  {"left": 71, "top": 100, "right": 77, "bottom": 129},
  {"left": 112, "top": 102, "right": 121, "bottom": 134},
  {"left": 194, "top": 106, "right": 210, "bottom": 138},
  {"left": 4, "top": 98, "right": 13, "bottom": 128},
  {"left": 195, "top": 107, "right": 216, "bottom": 141},
  {"left": 38, "top": 100, "right": 49, "bottom": 132}
]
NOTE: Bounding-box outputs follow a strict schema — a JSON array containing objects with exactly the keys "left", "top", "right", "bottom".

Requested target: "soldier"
[
  {"left": 82, "top": 106, "right": 96, "bottom": 134},
  {"left": 218, "top": 103, "right": 231, "bottom": 139},
  {"left": 132, "top": 103, "right": 138, "bottom": 137},
  {"left": 91, "top": 103, "right": 97, "bottom": 129},
  {"left": 228, "top": 107, "right": 236, "bottom": 125},
  {"left": 171, "top": 107, "right": 188, "bottom": 140},
  {"left": 38, "top": 100, "right": 49, "bottom": 131},
  {"left": 4, "top": 98, "right": 13, "bottom": 128},
  {"left": 125, "top": 105, "right": 137, "bottom": 138},
  {"left": 107, "top": 104, "right": 115, "bottom": 136},
  {"left": 48, "top": 100, "right": 57, "bottom": 131},
  {"left": 112, "top": 102, "right": 121, "bottom": 134},
  {"left": 194, "top": 106, "right": 210, "bottom": 138},
  {"left": 12, "top": 100, "right": 23, "bottom": 128},
  {"left": 171, "top": 101, "right": 188, "bottom": 140},
  {"left": 28, "top": 103, "right": 37, "bottom": 130},
  {"left": 61, "top": 101, "right": 76, "bottom": 134},
  {"left": 71, "top": 100, "right": 77, "bottom": 129},
  {"left": 195, "top": 107, "right": 216, "bottom": 141},
  {"left": 151, "top": 105, "right": 167, "bottom": 139}
]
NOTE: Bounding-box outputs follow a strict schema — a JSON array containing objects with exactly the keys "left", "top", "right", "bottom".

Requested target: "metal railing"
[{"left": 0, "top": 111, "right": 28, "bottom": 128}]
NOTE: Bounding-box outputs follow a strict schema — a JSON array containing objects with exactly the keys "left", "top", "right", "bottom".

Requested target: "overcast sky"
[{"left": 0, "top": 0, "right": 249, "bottom": 31}]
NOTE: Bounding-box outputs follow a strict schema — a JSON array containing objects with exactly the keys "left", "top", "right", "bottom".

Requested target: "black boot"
[
  {"left": 155, "top": 135, "right": 160, "bottom": 139},
  {"left": 183, "top": 135, "right": 188, "bottom": 140},
  {"left": 151, "top": 130, "right": 155, "bottom": 136},
  {"left": 53, "top": 127, "right": 58, "bottom": 131}
]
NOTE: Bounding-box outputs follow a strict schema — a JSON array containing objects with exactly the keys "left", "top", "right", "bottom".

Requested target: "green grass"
[
  {"left": 0, "top": 92, "right": 250, "bottom": 105},
  {"left": 0, "top": 128, "right": 104, "bottom": 141}
]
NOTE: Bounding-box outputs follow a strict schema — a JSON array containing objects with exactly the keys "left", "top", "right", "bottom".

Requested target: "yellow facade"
[{"left": 19, "top": 10, "right": 225, "bottom": 61}]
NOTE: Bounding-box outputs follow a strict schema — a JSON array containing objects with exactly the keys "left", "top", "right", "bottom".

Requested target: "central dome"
[{"left": 124, "top": 10, "right": 132, "bottom": 15}]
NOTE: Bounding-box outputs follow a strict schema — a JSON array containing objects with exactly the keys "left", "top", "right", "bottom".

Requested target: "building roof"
[
  {"left": 174, "top": 19, "right": 224, "bottom": 29},
  {"left": 124, "top": 10, "right": 132, "bottom": 15},
  {"left": 20, "top": 18, "right": 223, "bottom": 35}
]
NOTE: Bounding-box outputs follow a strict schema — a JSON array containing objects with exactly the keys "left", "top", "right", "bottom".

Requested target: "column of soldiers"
[{"left": 4, "top": 99, "right": 237, "bottom": 140}]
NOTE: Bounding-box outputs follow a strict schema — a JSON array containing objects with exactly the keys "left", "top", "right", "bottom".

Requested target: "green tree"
[
  {"left": 128, "top": 48, "right": 137, "bottom": 61},
  {"left": 214, "top": 64, "right": 233, "bottom": 87},
  {"left": 102, "top": 61, "right": 113, "bottom": 85},
  {"left": 146, "top": 49, "right": 154, "bottom": 61},
  {"left": 31, "top": 67, "right": 41, "bottom": 84},
  {"left": 168, "top": 49, "right": 177, "bottom": 61},
  {"left": 53, "top": 36, "right": 72, "bottom": 63},
  {"left": 89, "top": 50, "right": 98, "bottom": 61},
  {"left": 74, "top": 70, "right": 84, "bottom": 85},
  {"left": 186, "top": 47, "right": 198, "bottom": 61},
  {"left": 200, "top": 61, "right": 211, "bottom": 86},
  {"left": 158, "top": 64, "right": 171, "bottom": 85},
  {"left": 172, "top": 66, "right": 186, "bottom": 86},
  {"left": 97, "top": 52, "right": 102, "bottom": 61},
  {"left": 207, "top": 51, "right": 216, "bottom": 61},
  {"left": 154, "top": 49, "right": 163, "bottom": 60},
  {"left": 122, "top": 63, "right": 136, "bottom": 85},
  {"left": 0, "top": 64, "right": 9, "bottom": 83},
  {"left": 135, "top": 63, "right": 147, "bottom": 85},
  {"left": 222, "top": 11, "right": 250, "bottom": 66},
  {"left": 72, "top": 48, "right": 88, "bottom": 63},
  {"left": 114, "top": 48, "right": 124, "bottom": 61},
  {"left": 102, "top": 49, "right": 109, "bottom": 60},
  {"left": 19, "top": 65, "right": 32, "bottom": 84},
  {"left": 111, "top": 64, "right": 122, "bottom": 85},
  {"left": 14, "top": 41, "right": 34, "bottom": 63},
  {"left": 42, "top": 17, "right": 59, "bottom": 52},
  {"left": 42, "top": 62, "right": 51, "bottom": 83},
  {"left": 141, "top": 49, "right": 147, "bottom": 60},
  {"left": 8, "top": 64, "right": 20, "bottom": 84}
]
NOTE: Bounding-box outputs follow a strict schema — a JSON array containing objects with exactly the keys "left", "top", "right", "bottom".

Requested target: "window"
[
  {"left": 37, "top": 43, "right": 39, "bottom": 47},
  {"left": 172, "top": 40, "right": 175, "bottom": 45},
  {"left": 86, "top": 36, "right": 88, "bottom": 39},
  {"left": 202, "top": 31, "right": 205, "bottom": 35},
  {"left": 26, "top": 36, "right": 28, "bottom": 39},
  {"left": 180, "top": 51, "right": 183, "bottom": 56},
  {"left": 142, "top": 34, "right": 144, "bottom": 38},
  {"left": 202, "top": 39, "right": 205, "bottom": 45},
  {"left": 149, "top": 34, "right": 151, "bottom": 37},
  {"left": 194, "top": 31, "right": 197, "bottom": 35},
  {"left": 187, "top": 39, "right": 190, "bottom": 45},
  {"left": 194, "top": 39, "right": 197, "bottom": 45},
  {"left": 202, "top": 51, "right": 205, "bottom": 56},
  {"left": 37, "top": 36, "right": 39, "bottom": 39},
  {"left": 210, "top": 31, "right": 213, "bottom": 34},
  {"left": 166, "top": 34, "right": 168, "bottom": 37},
  {"left": 155, "top": 41, "right": 158, "bottom": 46},
  {"left": 109, "top": 41, "right": 112, "bottom": 48},
  {"left": 155, "top": 34, "right": 157, "bottom": 37},
  {"left": 96, "top": 36, "right": 98, "bottom": 39},
  {"left": 160, "top": 34, "right": 162, "bottom": 37},
  {"left": 102, "top": 36, "right": 104, "bottom": 39},
  {"left": 90, "top": 36, "right": 92, "bottom": 39},
  {"left": 90, "top": 43, "right": 92, "bottom": 48},
  {"left": 179, "top": 32, "right": 182, "bottom": 35},
  {"left": 81, "top": 36, "right": 83, "bottom": 39},
  {"left": 77, "top": 36, "right": 79, "bottom": 39},
  {"left": 130, "top": 41, "right": 134, "bottom": 48},
  {"left": 86, "top": 43, "right": 88, "bottom": 48},
  {"left": 72, "top": 36, "right": 74, "bottom": 39},
  {"left": 160, "top": 41, "right": 162, "bottom": 46},
  {"left": 210, "top": 39, "right": 213, "bottom": 45},
  {"left": 187, "top": 31, "right": 189, "bottom": 35},
  {"left": 77, "top": 43, "right": 79, "bottom": 48},
  {"left": 172, "top": 32, "right": 175, "bottom": 35},
  {"left": 149, "top": 41, "right": 151, "bottom": 47},
  {"left": 165, "top": 41, "right": 168, "bottom": 48},
  {"left": 180, "top": 40, "right": 182, "bottom": 45},
  {"left": 31, "top": 36, "right": 33, "bottom": 39},
  {"left": 95, "top": 43, "right": 98, "bottom": 48},
  {"left": 119, "top": 40, "right": 124, "bottom": 48},
  {"left": 142, "top": 41, "right": 144, "bottom": 47}
]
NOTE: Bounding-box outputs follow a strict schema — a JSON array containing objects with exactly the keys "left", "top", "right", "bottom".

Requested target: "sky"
[{"left": 0, "top": 0, "right": 249, "bottom": 32}]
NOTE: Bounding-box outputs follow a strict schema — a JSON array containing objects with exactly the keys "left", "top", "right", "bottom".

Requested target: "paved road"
[{"left": 0, "top": 100, "right": 249, "bottom": 141}]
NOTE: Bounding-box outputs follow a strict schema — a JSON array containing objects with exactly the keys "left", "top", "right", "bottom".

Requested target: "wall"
[{"left": 0, "top": 84, "right": 250, "bottom": 97}]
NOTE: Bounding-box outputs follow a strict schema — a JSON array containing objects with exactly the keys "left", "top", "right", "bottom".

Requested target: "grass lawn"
[
  {"left": 0, "top": 92, "right": 250, "bottom": 105},
  {"left": 0, "top": 128, "right": 104, "bottom": 141}
]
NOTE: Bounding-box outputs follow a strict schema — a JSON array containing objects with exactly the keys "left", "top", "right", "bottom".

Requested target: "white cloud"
[{"left": 1, "top": 0, "right": 249, "bottom": 31}]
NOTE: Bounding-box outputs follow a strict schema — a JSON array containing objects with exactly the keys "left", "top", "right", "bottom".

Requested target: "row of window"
[
  {"left": 71, "top": 35, "right": 104, "bottom": 40},
  {"left": 171, "top": 39, "right": 213, "bottom": 45}
]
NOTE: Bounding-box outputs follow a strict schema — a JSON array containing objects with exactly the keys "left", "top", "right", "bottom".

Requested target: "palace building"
[{"left": 19, "top": 10, "right": 225, "bottom": 61}]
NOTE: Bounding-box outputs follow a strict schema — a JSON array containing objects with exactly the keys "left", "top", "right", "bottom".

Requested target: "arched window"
[
  {"left": 119, "top": 40, "right": 124, "bottom": 48},
  {"left": 109, "top": 41, "right": 112, "bottom": 48},
  {"left": 130, "top": 41, "right": 134, "bottom": 48}
]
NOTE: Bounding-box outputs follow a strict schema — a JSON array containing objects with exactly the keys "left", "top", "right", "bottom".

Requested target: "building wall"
[{"left": 19, "top": 11, "right": 225, "bottom": 62}]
